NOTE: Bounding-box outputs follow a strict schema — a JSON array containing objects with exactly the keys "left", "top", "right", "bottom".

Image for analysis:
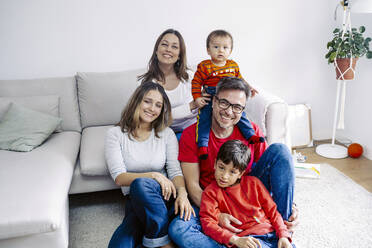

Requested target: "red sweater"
[
  {"left": 200, "top": 176, "right": 291, "bottom": 246},
  {"left": 191, "top": 59, "right": 242, "bottom": 99}
]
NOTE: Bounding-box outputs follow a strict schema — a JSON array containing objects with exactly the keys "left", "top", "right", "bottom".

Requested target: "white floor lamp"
[{"left": 316, "top": 0, "right": 372, "bottom": 159}]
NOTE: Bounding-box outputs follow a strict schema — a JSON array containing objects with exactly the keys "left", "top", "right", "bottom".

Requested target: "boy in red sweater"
[{"left": 200, "top": 140, "right": 294, "bottom": 248}]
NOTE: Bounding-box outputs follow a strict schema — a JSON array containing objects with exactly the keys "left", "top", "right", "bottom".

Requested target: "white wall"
[{"left": 0, "top": 0, "right": 371, "bottom": 159}]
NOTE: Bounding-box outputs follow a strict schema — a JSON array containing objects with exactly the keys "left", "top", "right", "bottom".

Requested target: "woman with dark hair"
[
  {"left": 105, "top": 82, "right": 194, "bottom": 248},
  {"left": 138, "top": 29, "right": 209, "bottom": 140}
]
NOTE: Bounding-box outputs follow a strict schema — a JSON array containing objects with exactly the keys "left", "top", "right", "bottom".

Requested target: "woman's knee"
[{"left": 130, "top": 178, "right": 159, "bottom": 198}]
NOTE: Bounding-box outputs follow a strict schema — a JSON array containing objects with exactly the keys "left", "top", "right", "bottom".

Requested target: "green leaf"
[
  {"left": 359, "top": 26, "right": 366, "bottom": 33},
  {"left": 366, "top": 51, "right": 372, "bottom": 59},
  {"left": 327, "top": 41, "right": 333, "bottom": 49},
  {"left": 333, "top": 28, "right": 340, "bottom": 33},
  {"left": 329, "top": 52, "right": 337, "bottom": 62}
]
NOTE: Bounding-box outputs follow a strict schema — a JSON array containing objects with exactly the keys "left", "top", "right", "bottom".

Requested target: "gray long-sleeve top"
[{"left": 104, "top": 126, "right": 183, "bottom": 195}]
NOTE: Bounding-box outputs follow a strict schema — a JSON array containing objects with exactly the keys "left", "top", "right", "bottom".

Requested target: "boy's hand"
[
  {"left": 277, "top": 237, "right": 292, "bottom": 248},
  {"left": 218, "top": 213, "right": 243, "bottom": 233},
  {"left": 229, "top": 235, "right": 261, "bottom": 248},
  {"left": 194, "top": 97, "right": 208, "bottom": 108}
]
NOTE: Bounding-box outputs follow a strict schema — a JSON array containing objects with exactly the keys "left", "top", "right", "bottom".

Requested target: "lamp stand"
[
  {"left": 316, "top": 80, "right": 348, "bottom": 159},
  {"left": 316, "top": 4, "right": 352, "bottom": 159}
]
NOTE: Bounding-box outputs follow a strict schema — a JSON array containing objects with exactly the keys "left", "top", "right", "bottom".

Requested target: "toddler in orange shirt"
[{"left": 191, "top": 30, "right": 264, "bottom": 159}]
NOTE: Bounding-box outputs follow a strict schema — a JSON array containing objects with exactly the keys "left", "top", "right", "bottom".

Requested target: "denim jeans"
[
  {"left": 108, "top": 178, "right": 174, "bottom": 248},
  {"left": 168, "top": 143, "right": 295, "bottom": 248},
  {"left": 250, "top": 232, "right": 296, "bottom": 248}
]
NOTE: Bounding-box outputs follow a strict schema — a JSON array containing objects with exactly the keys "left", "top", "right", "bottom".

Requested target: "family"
[{"left": 104, "top": 29, "right": 298, "bottom": 248}]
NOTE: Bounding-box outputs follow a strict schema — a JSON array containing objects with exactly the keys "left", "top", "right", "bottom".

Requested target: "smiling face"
[
  {"left": 156, "top": 33, "right": 180, "bottom": 66},
  {"left": 212, "top": 89, "right": 247, "bottom": 131},
  {"left": 207, "top": 35, "right": 232, "bottom": 66},
  {"left": 138, "top": 90, "right": 163, "bottom": 125},
  {"left": 214, "top": 159, "right": 244, "bottom": 188}
]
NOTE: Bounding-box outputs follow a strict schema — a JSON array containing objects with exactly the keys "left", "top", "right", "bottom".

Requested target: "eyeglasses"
[{"left": 214, "top": 96, "right": 245, "bottom": 114}]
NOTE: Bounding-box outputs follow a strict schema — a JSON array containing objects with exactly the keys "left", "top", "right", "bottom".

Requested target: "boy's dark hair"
[
  {"left": 216, "top": 140, "right": 251, "bottom": 172},
  {"left": 216, "top": 77, "right": 250, "bottom": 99},
  {"left": 206, "top": 29, "right": 233, "bottom": 50}
]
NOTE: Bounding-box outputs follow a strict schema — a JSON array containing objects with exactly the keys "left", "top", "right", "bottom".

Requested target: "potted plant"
[{"left": 325, "top": 26, "right": 372, "bottom": 80}]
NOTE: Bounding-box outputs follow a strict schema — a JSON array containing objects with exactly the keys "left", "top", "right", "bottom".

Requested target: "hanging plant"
[
  {"left": 326, "top": 26, "right": 372, "bottom": 63},
  {"left": 325, "top": 26, "right": 372, "bottom": 79}
]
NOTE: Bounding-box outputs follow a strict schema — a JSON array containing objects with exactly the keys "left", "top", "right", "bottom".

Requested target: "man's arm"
[{"left": 181, "top": 162, "right": 203, "bottom": 207}]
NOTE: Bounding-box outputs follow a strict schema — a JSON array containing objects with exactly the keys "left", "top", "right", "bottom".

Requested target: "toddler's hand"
[
  {"left": 194, "top": 97, "right": 207, "bottom": 108},
  {"left": 250, "top": 87, "right": 259, "bottom": 97}
]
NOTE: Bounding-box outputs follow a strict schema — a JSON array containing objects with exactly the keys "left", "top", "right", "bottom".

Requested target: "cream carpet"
[{"left": 69, "top": 163, "right": 372, "bottom": 248}]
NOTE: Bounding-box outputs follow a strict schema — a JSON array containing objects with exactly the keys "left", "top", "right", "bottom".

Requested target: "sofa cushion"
[
  {"left": 245, "top": 87, "right": 289, "bottom": 147},
  {"left": 0, "top": 95, "right": 59, "bottom": 119},
  {"left": 69, "top": 160, "right": 119, "bottom": 194},
  {"left": 0, "top": 103, "right": 62, "bottom": 152},
  {"left": 0, "top": 131, "right": 80, "bottom": 239},
  {"left": 79, "top": 125, "right": 113, "bottom": 176},
  {"left": 0, "top": 77, "right": 81, "bottom": 132},
  {"left": 76, "top": 69, "right": 145, "bottom": 128}
]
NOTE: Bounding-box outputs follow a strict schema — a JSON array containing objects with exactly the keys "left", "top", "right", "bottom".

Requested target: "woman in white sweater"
[
  {"left": 105, "top": 82, "right": 194, "bottom": 248},
  {"left": 138, "top": 29, "right": 210, "bottom": 140}
]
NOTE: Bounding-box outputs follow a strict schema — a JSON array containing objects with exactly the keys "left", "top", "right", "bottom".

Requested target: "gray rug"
[{"left": 69, "top": 164, "right": 372, "bottom": 248}]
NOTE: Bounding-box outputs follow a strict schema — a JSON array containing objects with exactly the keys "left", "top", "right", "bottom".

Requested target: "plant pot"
[{"left": 335, "top": 58, "right": 358, "bottom": 80}]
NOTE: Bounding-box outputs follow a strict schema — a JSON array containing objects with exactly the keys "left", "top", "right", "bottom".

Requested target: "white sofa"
[{"left": 0, "top": 69, "right": 290, "bottom": 248}]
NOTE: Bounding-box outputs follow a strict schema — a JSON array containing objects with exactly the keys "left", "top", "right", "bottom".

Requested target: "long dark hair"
[
  {"left": 116, "top": 82, "right": 172, "bottom": 139},
  {"left": 138, "top": 29, "right": 189, "bottom": 83}
]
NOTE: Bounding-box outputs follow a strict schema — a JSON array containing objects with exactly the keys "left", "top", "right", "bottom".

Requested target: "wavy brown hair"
[
  {"left": 138, "top": 29, "right": 189, "bottom": 83},
  {"left": 116, "top": 82, "right": 172, "bottom": 139}
]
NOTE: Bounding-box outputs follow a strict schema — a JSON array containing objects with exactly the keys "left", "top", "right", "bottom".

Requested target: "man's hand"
[
  {"left": 218, "top": 213, "right": 243, "bottom": 233},
  {"left": 174, "top": 189, "right": 195, "bottom": 221},
  {"left": 284, "top": 203, "right": 299, "bottom": 232},
  {"left": 229, "top": 235, "right": 261, "bottom": 248}
]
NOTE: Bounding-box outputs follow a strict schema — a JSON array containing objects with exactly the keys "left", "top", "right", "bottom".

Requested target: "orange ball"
[{"left": 348, "top": 143, "right": 363, "bottom": 158}]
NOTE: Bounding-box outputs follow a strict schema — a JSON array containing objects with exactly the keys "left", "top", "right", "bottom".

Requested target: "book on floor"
[{"left": 294, "top": 162, "right": 321, "bottom": 179}]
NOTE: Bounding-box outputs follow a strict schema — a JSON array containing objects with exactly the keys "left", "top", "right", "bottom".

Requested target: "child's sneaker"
[
  {"left": 248, "top": 135, "right": 265, "bottom": 144},
  {"left": 198, "top": 146, "right": 208, "bottom": 160}
]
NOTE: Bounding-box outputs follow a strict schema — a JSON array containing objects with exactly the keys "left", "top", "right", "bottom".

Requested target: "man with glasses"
[{"left": 169, "top": 77, "right": 298, "bottom": 248}]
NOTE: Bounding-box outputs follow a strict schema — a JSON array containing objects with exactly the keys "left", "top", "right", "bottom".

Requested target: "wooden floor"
[{"left": 295, "top": 140, "right": 372, "bottom": 193}]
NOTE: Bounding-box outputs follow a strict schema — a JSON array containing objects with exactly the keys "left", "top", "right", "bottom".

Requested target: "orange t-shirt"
[{"left": 191, "top": 59, "right": 242, "bottom": 99}]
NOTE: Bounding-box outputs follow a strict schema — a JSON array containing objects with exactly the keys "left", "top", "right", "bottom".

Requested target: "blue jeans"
[
  {"left": 196, "top": 86, "right": 255, "bottom": 148},
  {"left": 168, "top": 143, "right": 295, "bottom": 248},
  {"left": 250, "top": 232, "right": 296, "bottom": 248},
  {"left": 108, "top": 178, "right": 174, "bottom": 248}
]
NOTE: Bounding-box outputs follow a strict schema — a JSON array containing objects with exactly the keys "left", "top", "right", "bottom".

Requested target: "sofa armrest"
[{"left": 245, "top": 88, "right": 291, "bottom": 150}]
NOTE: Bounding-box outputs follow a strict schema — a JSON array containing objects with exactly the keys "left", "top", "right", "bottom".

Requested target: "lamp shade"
[{"left": 351, "top": 0, "right": 372, "bottom": 13}]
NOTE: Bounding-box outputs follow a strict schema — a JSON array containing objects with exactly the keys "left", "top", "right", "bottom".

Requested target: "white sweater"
[
  {"left": 104, "top": 126, "right": 183, "bottom": 195},
  {"left": 153, "top": 71, "right": 197, "bottom": 132}
]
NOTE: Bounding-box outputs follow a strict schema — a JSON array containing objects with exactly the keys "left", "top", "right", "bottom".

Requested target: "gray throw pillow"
[{"left": 0, "top": 103, "right": 62, "bottom": 152}]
